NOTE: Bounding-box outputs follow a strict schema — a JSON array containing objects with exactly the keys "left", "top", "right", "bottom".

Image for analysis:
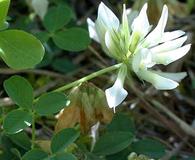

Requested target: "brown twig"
[
  {"left": 0, "top": 68, "right": 67, "bottom": 79},
  {"left": 88, "top": 45, "right": 108, "bottom": 66},
  {"left": 152, "top": 100, "right": 195, "bottom": 138},
  {"left": 161, "top": 137, "right": 188, "bottom": 160}
]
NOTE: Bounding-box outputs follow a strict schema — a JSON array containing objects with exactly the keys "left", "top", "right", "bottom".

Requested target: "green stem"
[
  {"left": 31, "top": 112, "right": 36, "bottom": 149},
  {"left": 54, "top": 63, "right": 122, "bottom": 92}
]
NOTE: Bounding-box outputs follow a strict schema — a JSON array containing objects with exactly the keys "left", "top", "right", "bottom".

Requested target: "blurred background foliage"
[{"left": 0, "top": 0, "right": 195, "bottom": 160}]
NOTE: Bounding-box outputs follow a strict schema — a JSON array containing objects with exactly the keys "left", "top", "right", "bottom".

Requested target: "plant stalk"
[
  {"left": 31, "top": 112, "right": 36, "bottom": 149},
  {"left": 54, "top": 63, "right": 122, "bottom": 92}
]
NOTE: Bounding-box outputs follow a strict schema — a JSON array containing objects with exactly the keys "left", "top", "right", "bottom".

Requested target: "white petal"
[
  {"left": 160, "top": 30, "right": 185, "bottom": 43},
  {"left": 151, "top": 36, "right": 187, "bottom": 53},
  {"left": 95, "top": 2, "right": 119, "bottom": 53},
  {"left": 105, "top": 83, "right": 128, "bottom": 111},
  {"left": 151, "top": 71, "right": 187, "bottom": 82},
  {"left": 95, "top": 20, "right": 110, "bottom": 54},
  {"left": 105, "top": 65, "right": 128, "bottom": 111},
  {"left": 127, "top": 9, "right": 139, "bottom": 29},
  {"left": 32, "top": 0, "right": 49, "bottom": 19},
  {"left": 131, "top": 3, "right": 151, "bottom": 37},
  {"left": 132, "top": 49, "right": 142, "bottom": 73},
  {"left": 144, "top": 5, "right": 168, "bottom": 47},
  {"left": 152, "top": 44, "right": 191, "bottom": 65},
  {"left": 137, "top": 69, "right": 179, "bottom": 90},
  {"left": 97, "top": 2, "right": 119, "bottom": 30},
  {"left": 105, "top": 30, "right": 121, "bottom": 60},
  {"left": 87, "top": 18, "right": 100, "bottom": 42},
  {"left": 132, "top": 48, "right": 155, "bottom": 73}
]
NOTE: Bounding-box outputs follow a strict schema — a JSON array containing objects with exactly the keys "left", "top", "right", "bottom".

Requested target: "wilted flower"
[
  {"left": 55, "top": 83, "right": 113, "bottom": 134},
  {"left": 87, "top": 2, "right": 191, "bottom": 111}
]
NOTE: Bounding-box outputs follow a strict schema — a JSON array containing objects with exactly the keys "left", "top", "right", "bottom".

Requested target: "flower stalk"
[{"left": 54, "top": 63, "right": 122, "bottom": 92}]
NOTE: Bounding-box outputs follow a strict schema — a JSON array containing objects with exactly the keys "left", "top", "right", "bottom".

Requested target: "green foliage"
[
  {"left": 19, "top": 129, "right": 80, "bottom": 159},
  {"left": 8, "top": 131, "right": 31, "bottom": 150},
  {"left": 40, "top": 3, "right": 90, "bottom": 52},
  {"left": 35, "top": 31, "right": 50, "bottom": 43},
  {"left": 85, "top": 152, "right": 103, "bottom": 160},
  {"left": 93, "top": 114, "right": 167, "bottom": 159},
  {"left": 3, "top": 75, "right": 69, "bottom": 135},
  {"left": 3, "top": 109, "right": 32, "bottom": 134},
  {"left": 0, "top": 133, "right": 19, "bottom": 159},
  {"left": 92, "top": 114, "right": 136, "bottom": 158},
  {"left": 93, "top": 113, "right": 135, "bottom": 160},
  {"left": 43, "top": 5, "right": 72, "bottom": 32},
  {"left": 33, "top": 1, "right": 91, "bottom": 73},
  {"left": 107, "top": 113, "right": 135, "bottom": 133},
  {"left": 93, "top": 131, "right": 134, "bottom": 156},
  {"left": 34, "top": 92, "right": 69, "bottom": 115},
  {"left": 51, "top": 58, "right": 76, "bottom": 73},
  {"left": 53, "top": 28, "right": 91, "bottom": 52},
  {"left": 51, "top": 128, "right": 80, "bottom": 153},
  {"left": 21, "top": 132, "right": 79, "bottom": 160},
  {"left": 49, "top": 153, "right": 77, "bottom": 160},
  {"left": 131, "top": 138, "right": 166, "bottom": 159},
  {"left": 0, "top": 0, "right": 45, "bottom": 69},
  {"left": 106, "top": 148, "right": 132, "bottom": 160},
  {"left": 22, "top": 149, "right": 48, "bottom": 160},
  {"left": 1, "top": 93, "right": 169, "bottom": 159},
  {"left": 0, "top": 30, "right": 44, "bottom": 69},
  {"left": 4, "top": 75, "right": 34, "bottom": 109}
]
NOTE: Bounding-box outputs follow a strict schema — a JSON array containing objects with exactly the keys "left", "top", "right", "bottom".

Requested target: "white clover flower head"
[{"left": 87, "top": 2, "right": 191, "bottom": 111}]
